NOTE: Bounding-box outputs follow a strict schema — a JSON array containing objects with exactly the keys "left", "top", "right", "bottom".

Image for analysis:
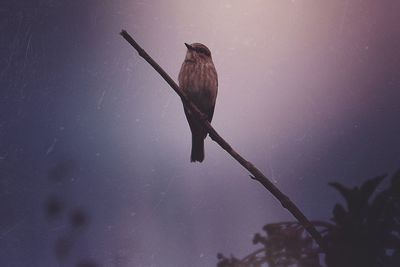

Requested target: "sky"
[{"left": 1, "top": 0, "right": 400, "bottom": 266}]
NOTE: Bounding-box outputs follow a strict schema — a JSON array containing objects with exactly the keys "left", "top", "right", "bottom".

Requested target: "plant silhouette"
[
  {"left": 44, "top": 161, "right": 100, "bottom": 267},
  {"left": 217, "top": 170, "right": 400, "bottom": 267},
  {"left": 325, "top": 171, "right": 400, "bottom": 267}
]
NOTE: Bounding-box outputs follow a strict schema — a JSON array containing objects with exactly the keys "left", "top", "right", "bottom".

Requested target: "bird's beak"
[{"left": 185, "top": 43, "right": 193, "bottom": 50}]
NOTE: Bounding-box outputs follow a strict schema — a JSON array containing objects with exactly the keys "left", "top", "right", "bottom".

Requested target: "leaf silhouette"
[
  {"left": 359, "top": 174, "right": 386, "bottom": 204},
  {"left": 332, "top": 204, "right": 346, "bottom": 225},
  {"left": 328, "top": 182, "right": 355, "bottom": 210},
  {"left": 218, "top": 169, "right": 400, "bottom": 267}
]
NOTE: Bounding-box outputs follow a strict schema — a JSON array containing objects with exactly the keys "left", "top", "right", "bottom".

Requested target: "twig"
[{"left": 120, "top": 30, "right": 326, "bottom": 250}]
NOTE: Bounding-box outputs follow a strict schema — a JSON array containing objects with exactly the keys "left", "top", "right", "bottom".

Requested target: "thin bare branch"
[{"left": 120, "top": 29, "right": 326, "bottom": 250}]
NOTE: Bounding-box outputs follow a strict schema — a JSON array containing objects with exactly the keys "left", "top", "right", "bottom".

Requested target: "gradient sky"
[{"left": 1, "top": 1, "right": 400, "bottom": 266}]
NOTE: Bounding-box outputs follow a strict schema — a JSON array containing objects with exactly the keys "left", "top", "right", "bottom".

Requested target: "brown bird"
[{"left": 178, "top": 43, "right": 218, "bottom": 162}]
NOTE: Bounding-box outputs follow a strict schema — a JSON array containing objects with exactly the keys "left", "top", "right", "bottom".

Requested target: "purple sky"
[{"left": 1, "top": 1, "right": 400, "bottom": 266}]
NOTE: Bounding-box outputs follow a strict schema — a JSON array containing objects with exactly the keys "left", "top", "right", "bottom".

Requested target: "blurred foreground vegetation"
[{"left": 217, "top": 170, "right": 400, "bottom": 267}]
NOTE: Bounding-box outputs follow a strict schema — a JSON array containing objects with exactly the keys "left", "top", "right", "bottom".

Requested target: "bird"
[{"left": 178, "top": 43, "right": 218, "bottom": 162}]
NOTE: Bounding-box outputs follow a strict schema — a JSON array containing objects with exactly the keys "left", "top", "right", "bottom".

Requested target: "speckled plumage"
[{"left": 178, "top": 43, "right": 218, "bottom": 162}]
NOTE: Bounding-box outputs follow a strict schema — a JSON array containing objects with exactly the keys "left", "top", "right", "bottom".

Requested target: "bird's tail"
[{"left": 191, "top": 134, "right": 205, "bottom": 162}]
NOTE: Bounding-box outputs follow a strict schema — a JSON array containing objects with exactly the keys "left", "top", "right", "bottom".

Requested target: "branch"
[{"left": 120, "top": 30, "right": 326, "bottom": 250}]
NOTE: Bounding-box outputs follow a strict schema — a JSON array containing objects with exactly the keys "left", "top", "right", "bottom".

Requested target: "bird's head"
[{"left": 184, "top": 43, "right": 212, "bottom": 61}]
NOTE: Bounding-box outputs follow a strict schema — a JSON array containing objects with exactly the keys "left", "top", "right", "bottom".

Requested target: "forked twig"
[{"left": 120, "top": 29, "right": 325, "bottom": 250}]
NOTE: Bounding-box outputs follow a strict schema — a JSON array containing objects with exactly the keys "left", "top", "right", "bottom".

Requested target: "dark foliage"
[
  {"left": 70, "top": 208, "right": 88, "bottom": 228},
  {"left": 217, "top": 221, "right": 329, "bottom": 267},
  {"left": 217, "top": 170, "right": 400, "bottom": 267},
  {"left": 45, "top": 162, "right": 100, "bottom": 267},
  {"left": 45, "top": 195, "right": 65, "bottom": 219}
]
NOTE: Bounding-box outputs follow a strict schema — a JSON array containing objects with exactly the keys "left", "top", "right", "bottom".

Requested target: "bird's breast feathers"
[{"left": 179, "top": 62, "right": 217, "bottom": 102}]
